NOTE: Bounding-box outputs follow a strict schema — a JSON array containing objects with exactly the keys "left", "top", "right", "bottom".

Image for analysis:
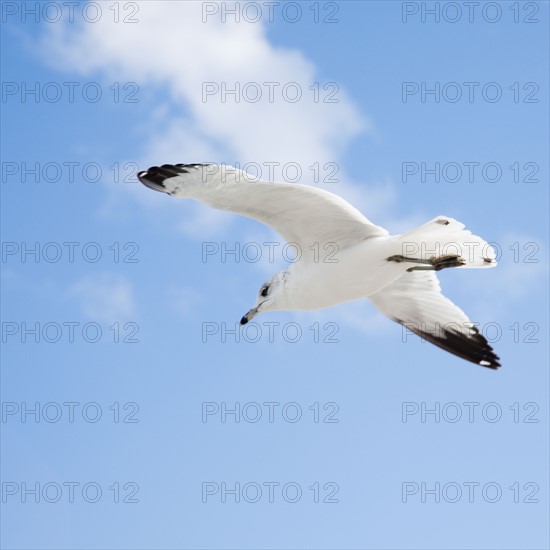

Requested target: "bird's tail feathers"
[{"left": 395, "top": 216, "right": 497, "bottom": 269}]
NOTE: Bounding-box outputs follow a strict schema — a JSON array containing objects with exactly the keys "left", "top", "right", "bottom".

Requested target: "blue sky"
[{"left": 1, "top": 1, "right": 549, "bottom": 549}]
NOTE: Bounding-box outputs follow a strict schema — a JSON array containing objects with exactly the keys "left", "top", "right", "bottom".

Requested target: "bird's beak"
[{"left": 240, "top": 307, "right": 259, "bottom": 325}]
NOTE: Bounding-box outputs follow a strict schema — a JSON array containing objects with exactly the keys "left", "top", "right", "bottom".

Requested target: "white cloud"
[
  {"left": 67, "top": 273, "right": 136, "bottom": 323},
  {"left": 37, "top": 0, "right": 391, "bottom": 238},
  {"left": 39, "top": 1, "right": 365, "bottom": 165}
]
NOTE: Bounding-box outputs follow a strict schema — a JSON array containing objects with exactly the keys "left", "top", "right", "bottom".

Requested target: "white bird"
[{"left": 138, "top": 164, "right": 500, "bottom": 369}]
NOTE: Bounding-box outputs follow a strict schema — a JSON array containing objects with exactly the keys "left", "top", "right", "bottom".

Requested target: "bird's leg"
[
  {"left": 387, "top": 254, "right": 466, "bottom": 272},
  {"left": 386, "top": 255, "right": 429, "bottom": 265}
]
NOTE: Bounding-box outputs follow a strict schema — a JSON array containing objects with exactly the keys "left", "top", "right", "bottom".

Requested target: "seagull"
[{"left": 138, "top": 163, "right": 500, "bottom": 369}]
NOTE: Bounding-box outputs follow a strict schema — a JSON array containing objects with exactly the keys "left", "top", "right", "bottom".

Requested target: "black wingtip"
[
  {"left": 399, "top": 320, "right": 501, "bottom": 369},
  {"left": 137, "top": 163, "right": 210, "bottom": 194},
  {"left": 137, "top": 164, "right": 188, "bottom": 192},
  {"left": 137, "top": 166, "right": 172, "bottom": 193}
]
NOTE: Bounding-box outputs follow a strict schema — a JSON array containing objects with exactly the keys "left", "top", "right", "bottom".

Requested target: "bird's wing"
[
  {"left": 138, "top": 164, "right": 388, "bottom": 260},
  {"left": 368, "top": 270, "right": 500, "bottom": 369}
]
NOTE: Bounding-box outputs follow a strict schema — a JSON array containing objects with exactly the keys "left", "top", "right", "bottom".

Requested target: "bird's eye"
[{"left": 260, "top": 286, "right": 269, "bottom": 297}]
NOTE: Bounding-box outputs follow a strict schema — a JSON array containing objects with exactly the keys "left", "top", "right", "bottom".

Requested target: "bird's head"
[{"left": 240, "top": 271, "right": 288, "bottom": 325}]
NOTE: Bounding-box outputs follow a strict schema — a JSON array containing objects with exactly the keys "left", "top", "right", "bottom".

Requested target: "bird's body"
[
  {"left": 277, "top": 236, "right": 404, "bottom": 310},
  {"left": 138, "top": 163, "right": 501, "bottom": 369}
]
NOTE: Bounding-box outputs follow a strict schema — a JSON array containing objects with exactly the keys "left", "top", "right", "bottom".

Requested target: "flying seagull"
[{"left": 138, "top": 163, "right": 500, "bottom": 369}]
